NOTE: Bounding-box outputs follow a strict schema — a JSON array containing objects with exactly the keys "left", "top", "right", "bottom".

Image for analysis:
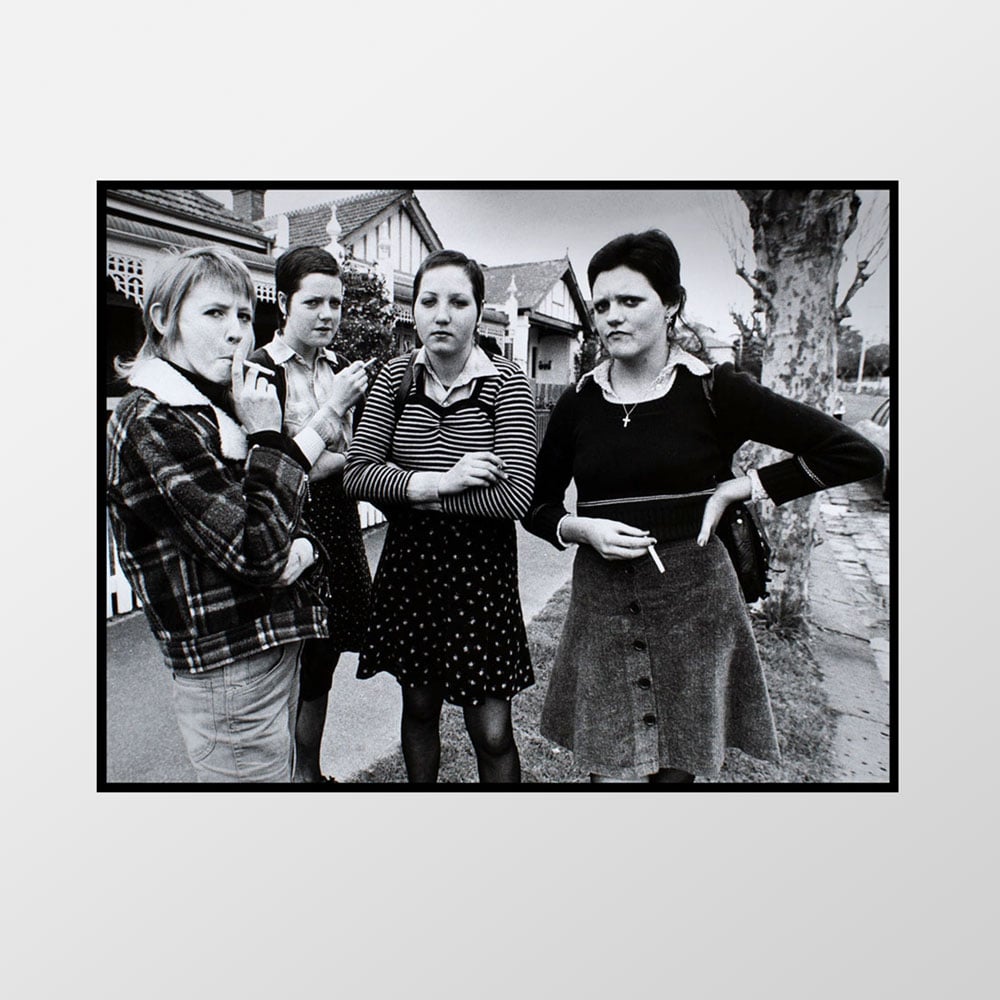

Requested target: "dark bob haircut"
[
  {"left": 587, "top": 229, "right": 687, "bottom": 315},
  {"left": 413, "top": 249, "right": 485, "bottom": 317}
]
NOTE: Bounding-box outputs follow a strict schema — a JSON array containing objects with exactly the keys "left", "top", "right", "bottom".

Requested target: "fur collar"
[{"left": 129, "top": 358, "right": 248, "bottom": 461}]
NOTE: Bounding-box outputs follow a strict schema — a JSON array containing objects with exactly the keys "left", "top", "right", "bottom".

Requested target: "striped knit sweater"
[{"left": 343, "top": 353, "right": 537, "bottom": 520}]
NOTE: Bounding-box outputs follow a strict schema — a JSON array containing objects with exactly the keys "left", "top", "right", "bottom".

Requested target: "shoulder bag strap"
[{"left": 394, "top": 349, "right": 419, "bottom": 420}]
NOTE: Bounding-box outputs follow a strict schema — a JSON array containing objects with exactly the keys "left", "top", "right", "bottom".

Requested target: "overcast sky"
[{"left": 203, "top": 186, "right": 890, "bottom": 345}]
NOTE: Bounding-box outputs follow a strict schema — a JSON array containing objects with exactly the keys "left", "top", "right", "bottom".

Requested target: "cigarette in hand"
[
  {"left": 648, "top": 545, "right": 665, "bottom": 574},
  {"left": 363, "top": 357, "right": 378, "bottom": 369},
  {"left": 243, "top": 360, "right": 272, "bottom": 376}
]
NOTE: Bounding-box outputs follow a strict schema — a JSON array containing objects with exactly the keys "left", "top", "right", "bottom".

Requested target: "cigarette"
[
  {"left": 648, "top": 545, "right": 665, "bottom": 574},
  {"left": 242, "top": 360, "right": 272, "bottom": 376},
  {"left": 363, "top": 357, "right": 378, "bottom": 369}
]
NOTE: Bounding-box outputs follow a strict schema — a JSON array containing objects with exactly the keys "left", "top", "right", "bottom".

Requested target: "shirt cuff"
[
  {"left": 555, "top": 514, "right": 573, "bottom": 548},
  {"left": 293, "top": 426, "right": 326, "bottom": 468},
  {"left": 747, "top": 468, "right": 773, "bottom": 506}
]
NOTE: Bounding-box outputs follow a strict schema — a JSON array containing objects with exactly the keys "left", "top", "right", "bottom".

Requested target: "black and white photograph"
[
  {"left": 102, "top": 184, "right": 894, "bottom": 788},
  {"left": 8, "top": 3, "right": 995, "bottom": 997}
]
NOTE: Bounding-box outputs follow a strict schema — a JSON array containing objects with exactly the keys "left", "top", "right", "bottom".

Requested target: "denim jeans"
[{"left": 171, "top": 640, "right": 302, "bottom": 783}]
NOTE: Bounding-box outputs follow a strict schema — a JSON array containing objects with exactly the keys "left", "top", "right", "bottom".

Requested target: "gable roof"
[
  {"left": 331, "top": 190, "right": 409, "bottom": 238},
  {"left": 483, "top": 259, "right": 573, "bottom": 311},
  {"left": 107, "top": 189, "right": 267, "bottom": 241},
  {"left": 258, "top": 189, "right": 443, "bottom": 253}
]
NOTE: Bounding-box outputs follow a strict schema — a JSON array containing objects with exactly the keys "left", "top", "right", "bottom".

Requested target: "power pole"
[{"left": 855, "top": 330, "right": 867, "bottom": 394}]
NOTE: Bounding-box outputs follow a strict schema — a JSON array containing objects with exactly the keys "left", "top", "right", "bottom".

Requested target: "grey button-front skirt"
[{"left": 540, "top": 535, "right": 780, "bottom": 779}]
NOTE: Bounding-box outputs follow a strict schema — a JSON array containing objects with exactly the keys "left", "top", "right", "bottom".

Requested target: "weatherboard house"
[
  {"left": 103, "top": 188, "right": 593, "bottom": 616},
  {"left": 105, "top": 188, "right": 526, "bottom": 398},
  {"left": 483, "top": 258, "right": 594, "bottom": 384},
  {"left": 105, "top": 187, "right": 451, "bottom": 614}
]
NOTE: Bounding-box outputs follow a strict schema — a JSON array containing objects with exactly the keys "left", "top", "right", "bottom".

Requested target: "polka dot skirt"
[{"left": 358, "top": 510, "right": 534, "bottom": 706}]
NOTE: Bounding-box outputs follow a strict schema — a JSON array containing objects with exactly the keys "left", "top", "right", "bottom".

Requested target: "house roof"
[
  {"left": 330, "top": 190, "right": 409, "bottom": 238},
  {"left": 258, "top": 189, "right": 442, "bottom": 252},
  {"left": 106, "top": 214, "right": 277, "bottom": 271},
  {"left": 483, "top": 259, "right": 573, "bottom": 311},
  {"left": 107, "top": 189, "right": 268, "bottom": 241}
]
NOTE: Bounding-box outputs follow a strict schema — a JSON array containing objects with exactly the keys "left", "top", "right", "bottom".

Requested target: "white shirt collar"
[
  {"left": 265, "top": 335, "right": 339, "bottom": 367},
  {"left": 414, "top": 344, "right": 499, "bottom": 392},
  {"left": 577, "top": 347, "right": 711, "bottom": 396}
]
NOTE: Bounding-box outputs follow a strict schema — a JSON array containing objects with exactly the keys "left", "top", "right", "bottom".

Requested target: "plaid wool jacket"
[{"left": 106, "top": 359, "right": 329, "bottom": 672}]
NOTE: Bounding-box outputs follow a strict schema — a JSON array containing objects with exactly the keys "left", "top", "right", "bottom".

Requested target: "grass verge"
[{"left": 354, "top": 583, "right": 838, "bottom": 785}]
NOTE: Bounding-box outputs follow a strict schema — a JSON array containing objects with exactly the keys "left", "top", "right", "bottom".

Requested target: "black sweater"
[{"left": 524, "top": 363, "right": 884, "bottom": 548}]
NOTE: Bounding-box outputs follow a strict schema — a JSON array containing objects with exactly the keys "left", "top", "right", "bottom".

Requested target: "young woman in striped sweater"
[{"left": 343, "top": 250, "right": 537, "bottom": 783}]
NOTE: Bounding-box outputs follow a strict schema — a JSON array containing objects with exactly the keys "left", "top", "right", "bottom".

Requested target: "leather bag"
[
  {"left": 715, "top": 501, "right": 772, "bottom": 603},
  {"left": 702, "top": 368, "right": 772, "bottom": 603}
]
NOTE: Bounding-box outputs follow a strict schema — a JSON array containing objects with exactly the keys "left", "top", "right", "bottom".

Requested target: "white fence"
[{"left": 106, "top": 501, "right": 387, "bottom": 619}]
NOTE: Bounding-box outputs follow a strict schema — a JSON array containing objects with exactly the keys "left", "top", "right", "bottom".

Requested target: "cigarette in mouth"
[{"left": 648, "top": 545, "right": 665, "bottom": 574}]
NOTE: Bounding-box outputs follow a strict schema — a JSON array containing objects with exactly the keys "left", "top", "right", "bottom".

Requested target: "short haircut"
[
  {"left": 413, "top": 249, "right": 485, "bottom": 317},
  {"left": 274, "top": 246, "right": 341, "bottom": 311},
  {"left": 116, "top": 246, "right": 255, "bottom": 376}
]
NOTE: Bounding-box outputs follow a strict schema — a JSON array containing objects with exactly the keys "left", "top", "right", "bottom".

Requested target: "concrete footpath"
[
  {"left": 105, "top": 479, "right": 891, "bottom": 785},
  {"left": 809, "top": 480, "right": 892, "bottom": 781}
]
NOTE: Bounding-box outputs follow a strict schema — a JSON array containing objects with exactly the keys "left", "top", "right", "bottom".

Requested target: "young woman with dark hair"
[
  {"left": 248, "top": 244, "right": 372, "bottom": 783},
  {"left": 344, "top": 249, "right": 537, "bottom": 783},
  {"left": 525, "top": 229, "right": 884, "bottom": 784}
]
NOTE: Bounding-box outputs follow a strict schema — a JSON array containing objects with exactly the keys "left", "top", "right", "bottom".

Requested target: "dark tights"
[{"left": 401, "top": 685, "right": 520, "bottom": 783}]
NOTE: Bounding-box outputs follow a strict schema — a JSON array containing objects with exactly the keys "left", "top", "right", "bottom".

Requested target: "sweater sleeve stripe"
[
  {"left": 440, "top": 363, "right": 536, "bottom": 520},
  {"left": 342, "top": 358, "right": 416, "bottom": 507},
  {"left": 344, "top": 356, "right": 537, "bottom": 519}
]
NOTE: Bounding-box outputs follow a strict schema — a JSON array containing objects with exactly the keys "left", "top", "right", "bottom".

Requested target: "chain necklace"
[
  {"left": 608, "top": 345, "right": 673, "bottom": 428},
  {"left": 618, "top": 399, "right": 641, "bottom": 428}
]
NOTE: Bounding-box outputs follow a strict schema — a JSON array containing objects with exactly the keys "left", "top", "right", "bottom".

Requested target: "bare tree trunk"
[{"left": 737, "top": 190, "right": 860, "bottom": 625}]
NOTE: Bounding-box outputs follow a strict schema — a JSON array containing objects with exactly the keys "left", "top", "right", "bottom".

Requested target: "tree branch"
[
  {"left": 836, "top": 261, "right": 871, "bottom": 320},
  {"left": 837, "top": 193, "right": 890, "bottom": 321},
  {"left": 738, "top": 265, "right": 774, "bottom": 310},
  {"left": 730, "top": 309, "right": 760, "bottom": 340}
]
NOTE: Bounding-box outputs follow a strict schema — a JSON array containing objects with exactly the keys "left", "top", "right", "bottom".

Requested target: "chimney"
[{"left": 232, "top": 189, "right": 266, "bottom": 221}]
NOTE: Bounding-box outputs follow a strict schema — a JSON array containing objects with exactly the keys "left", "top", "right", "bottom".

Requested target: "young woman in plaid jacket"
[{"left": 106, "top": 246, "right": 368, "bottom": 782}]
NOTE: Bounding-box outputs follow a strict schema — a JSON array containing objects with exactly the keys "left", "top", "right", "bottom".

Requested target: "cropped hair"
[
  {"left": 115, "top": 246, "right": 255, "bottom": 377},
  {"left": 413, "top": 249, "right": 485, "bottom": 318},
  {"left": 274, "top": 246, "right": 341, "bottom": 326}
]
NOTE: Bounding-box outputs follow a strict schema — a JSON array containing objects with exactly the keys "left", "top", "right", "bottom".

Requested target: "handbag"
[
  {"left": 702, "top": 368, "right": 772, "bottom": 603},
  {"left": 715, "top": 501, "right": 772, "bottom": 603}
]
